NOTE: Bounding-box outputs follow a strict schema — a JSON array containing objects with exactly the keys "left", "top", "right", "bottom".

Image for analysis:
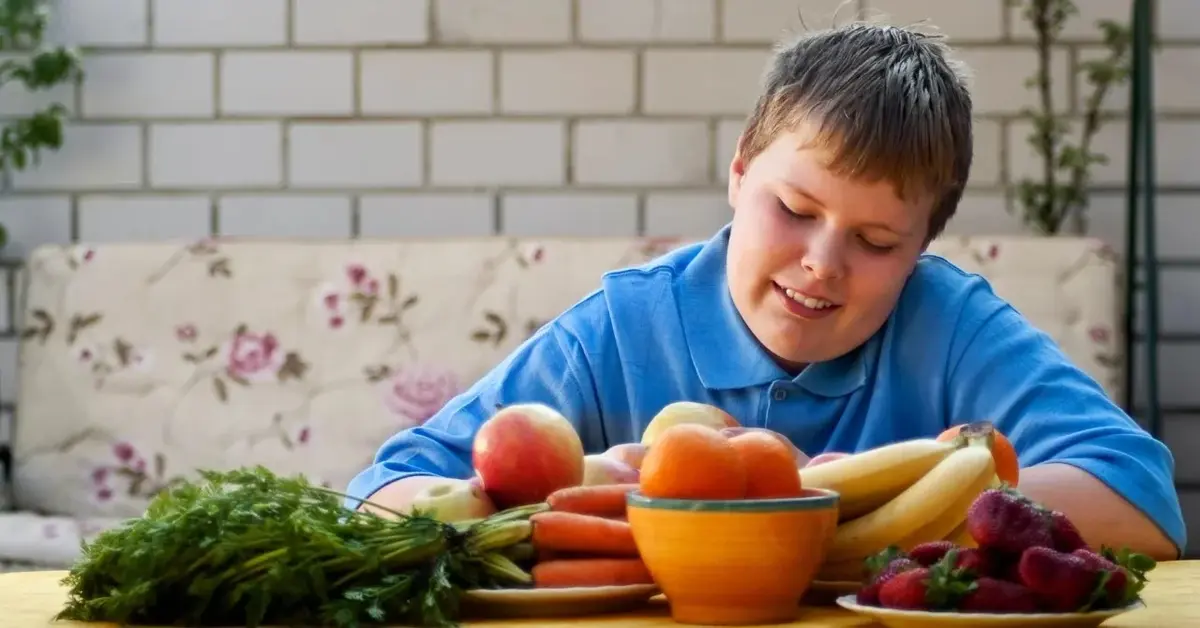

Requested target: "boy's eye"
[{"left": 860, "top": 236, "right": 896, "bottom": 253}]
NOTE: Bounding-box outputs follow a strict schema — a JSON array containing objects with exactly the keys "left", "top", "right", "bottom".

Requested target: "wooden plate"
[
  {"left": 461, "top": 584, "right": 661, "bottom": 618},
  {"left": 835, "top": 594, "right": 1146, "bottom": 627}
]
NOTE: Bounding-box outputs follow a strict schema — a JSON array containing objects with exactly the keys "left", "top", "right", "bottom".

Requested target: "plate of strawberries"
[{"left": 834, "top": 486, "right": 1156, "bottom": 627}]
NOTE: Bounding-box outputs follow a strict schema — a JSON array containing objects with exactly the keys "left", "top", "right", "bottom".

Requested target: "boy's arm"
[
  {"left": 344, "top": 319, "right": 602, "bottom": 514},
  {"left": 945, "top": 290, "right": 1185, "bottom": 561}
]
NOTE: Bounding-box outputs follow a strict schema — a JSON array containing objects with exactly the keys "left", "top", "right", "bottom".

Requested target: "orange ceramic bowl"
[{"left": 626, "top": 488, "right": 840, "bottom": 626}]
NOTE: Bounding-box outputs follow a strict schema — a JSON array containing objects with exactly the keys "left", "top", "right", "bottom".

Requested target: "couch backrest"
[{"left": 11, "top": 234, "right": 1122, "bottom": 518}]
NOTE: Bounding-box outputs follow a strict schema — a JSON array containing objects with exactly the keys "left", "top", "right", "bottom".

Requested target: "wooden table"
[{"left": 6, "top": 561, "right": 1200, "bottom": 626}]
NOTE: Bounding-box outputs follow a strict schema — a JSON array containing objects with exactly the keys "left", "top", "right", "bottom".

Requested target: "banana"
[
  {"left": 825, "top": 443, "right": 996, "bottom": 563},
  {"left": 890, "top": 462, "right": 994, "bottom": 552},
  {"left": 800, "top": 438, "right": 960, "bottom": 521},
  {"left": 945, "top": 521, "right": 978, "bottom": 548}
]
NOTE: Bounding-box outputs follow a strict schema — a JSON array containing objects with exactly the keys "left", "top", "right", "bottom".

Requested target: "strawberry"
[
  {"left": 954, "top": 547, "right": 1002, "bottom": 578},
  {"left": 1017, "top": 546, "right": 1110, "bottom": 612},
  {"left": 957, "top": 577, "right": 1041, "bottom": 613},
  {"left": 1071, "top": 549, "right": 1128, "bottom": 606},
  {"left": 877, "top": 551, "right": 975, "bottom": 611},
  {"left": 1049, "top": 510, "right": 1088, "bottom": 552},
  {"left": 965, "top": 487, "right": 1055, "bottom": 554},
  {"left": 855, "top": 546, "right": 918, "bottom": 605},
  {"left": 909, "top": 541, "right": 956, "bottom": 566}
]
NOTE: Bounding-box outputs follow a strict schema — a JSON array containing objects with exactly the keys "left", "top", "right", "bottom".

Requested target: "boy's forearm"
[
  {"left": 356, "top": 475, "right": 454, "bottom": 518},
  {"left": 1017, "top": 462, "right": 1180, "bottom": 561}
]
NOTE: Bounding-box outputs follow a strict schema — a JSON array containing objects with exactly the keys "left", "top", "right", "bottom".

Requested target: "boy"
[{"left": 347, "top": 22, "right": 1185, "bottom": 560}]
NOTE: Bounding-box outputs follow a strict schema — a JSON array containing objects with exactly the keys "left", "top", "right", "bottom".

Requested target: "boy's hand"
[
  {"left": 805, "top": 452, "right": 850, "bottom": 467},
  {"left": 719, "top": 427, "right": 810, "bottom": 466}
]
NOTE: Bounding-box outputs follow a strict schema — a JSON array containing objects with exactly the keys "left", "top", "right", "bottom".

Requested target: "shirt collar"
[{"left": 677, "top": 224, "right": 869, "bottom": 397}]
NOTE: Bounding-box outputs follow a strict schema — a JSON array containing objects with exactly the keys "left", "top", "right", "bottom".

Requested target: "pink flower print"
[
  {"left": 176, "top": 324, "right": 198, "bottom": 342},
  {"left": 95, "top": 487, "right": 113, "bottom": 502},
  {"left": 987, "top": 244, "right": 1000, "bottom": 259},
  {"left": 381, "top": 366, "right": 460, "bottom": 426},
  {"left": 518, "top": 243, "right": 546, "bottom": 266},
  {"left": 1089, "top": 326, "right": 1111, "bottom": 344},
  {"left": 226, "top": 329, "right": 282, "bottom": 380},
  {"left": 113, "top": 442, "right": 135, "bottom": 462},
  {"left": 91, "top": 467, "right": 107, "bottom": 484},
  {"left": 42, "top": 523, "right": 59, "bottom": 539},
  {"left": 347, "top": 264, "right": 368, "bottom": 286},
  {"left": 297, "top": 426, "right": 311, "bottom": 445}
]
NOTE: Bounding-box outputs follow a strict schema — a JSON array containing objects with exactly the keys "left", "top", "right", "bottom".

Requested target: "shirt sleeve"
[
  {"left": 343, "top": 319, "right": 602, "bottom": 510},
  {"left": 945, "top": 283, "right": 1187, "bottom": 556}
]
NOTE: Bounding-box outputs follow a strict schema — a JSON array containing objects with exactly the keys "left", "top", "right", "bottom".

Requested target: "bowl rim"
[{"left": 626, "top": 487, "right": 840, "bottom": 512}]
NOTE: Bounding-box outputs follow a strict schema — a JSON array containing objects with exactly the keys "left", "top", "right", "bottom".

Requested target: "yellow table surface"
[{"left": 6, "top": 561, "right": 1200, "bottom": 627}]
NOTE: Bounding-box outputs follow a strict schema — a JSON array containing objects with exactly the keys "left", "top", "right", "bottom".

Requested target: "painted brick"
[
  {"left": 221, "top": 52, "right": 353, "bottom": 116},
  {"left": 956, "top": 48, "right": 1071, "bottom": 115},
  {"left": 0, "top": 54, "right": 76, "bottom": 117},
  {"left": 970, "top": 120, "right": 1003, "bottom": 188},
  {"left": 0, "top": 197, "right": 72, "bottom": 257},
  {"left": 1016, "top": 121, "right": 1200, "bottom": 189},
  {"left": 78, "top": 195, "right": 211, "bottom": 242},
  {"left": 289, "top": 123, "right": 423, "bottom": 188},
  {"left": 360, "top": 194, "right": 495, "bottom": 237},
  {"left": 50, "top": 0, "right": 147, "bottom": 46},
  {"left": 578, "top": 0, "right": 715, "bottom": 42},
  {"left": 714, "top": 119, "right": 743, "bottom": 183},
  {"left": 1008, "top": 118, "right": 1128, "bottom": 187},
  {"left": 1077, "top": 45, "right": 1200, "bottom": 114},
  {"left": 574, "top": 121, "right": 710, "bottom": 186},
  {"left": 861, "top": 0, "right": 1004, "bottom": 41},
  {"left": 219, "top": 195, "right": 352, "bottom": 237},
  {"left": 642, "top": 50, "right": 769, "bottom": 115},
  {"left": 431, "top": 121, "right": 565, "bottom": 186},
  {"left": 721, "top": 0, "right": 849, "bottom": 43},
  {"left": 82, "top": 53, "right": 214, "bottom": 118},
  {"left": 435, "top": 0, "right": 571, "bottom": 43},
  {"left": 1160, "top": 0, "right": 1200, "bottom": 39},
  {"left": 150, "top": 123, "right": 282, "bottom": 188},
  {"left": 939, "top": 194, "right": 1017, "bottom": 236},
  {"left": 9, "top": 125, "right": 142, "bottom": 191},
  {"left": 501, "top": 51, "right": 636, "bottom": 115},
  {"left": 361, "top": 51, "right": 493, "bottom": 115},
  {"left": 293, "top": 0, "right": 428, "bottom": 45},
  {"left": 644, "top": 191, "right": 730, "bottom": 237},
  {"left": 153, "top": 0, "right": 286, "bottom": 46},
  {"left": 501, "top": 193, "right": 639, "bottom": 236},
  {"left": 1009, "top": 0, "right": 1138, "bottom": 40}
]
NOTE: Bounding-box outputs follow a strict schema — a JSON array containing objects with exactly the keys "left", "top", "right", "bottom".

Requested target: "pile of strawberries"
[{"left": 854, "top": 486, "right": 1157, "bottom": 614}]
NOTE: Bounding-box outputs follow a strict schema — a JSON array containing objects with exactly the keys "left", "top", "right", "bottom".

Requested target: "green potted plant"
[
  {"left": 0, "top": 0, "right": 84, "bottom": 249},
  {"left": 1008, "top": 0, "right": 1132, "bottom": 236}
]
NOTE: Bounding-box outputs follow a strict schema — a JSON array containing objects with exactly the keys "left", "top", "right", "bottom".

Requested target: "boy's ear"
[{"left": 727, "top": 134, "right": 748, "bottom": 209}]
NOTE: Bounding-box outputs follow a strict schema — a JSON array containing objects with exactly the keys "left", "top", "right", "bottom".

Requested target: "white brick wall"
[{"left": 2, "top": 0, "right": 1199, "bottom": 554}]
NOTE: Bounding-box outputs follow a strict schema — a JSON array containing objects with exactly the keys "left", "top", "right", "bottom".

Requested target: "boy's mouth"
[{"left": 773, "top": 282, "right": 842, "bottom": 319}]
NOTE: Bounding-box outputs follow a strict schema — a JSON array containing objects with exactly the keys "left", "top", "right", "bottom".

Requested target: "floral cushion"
[{"left": 9, "top": 234, "right": 1122, "bottom": 532}]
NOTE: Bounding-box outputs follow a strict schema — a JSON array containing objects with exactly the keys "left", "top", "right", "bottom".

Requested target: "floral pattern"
[{"left": 1, "top": 234, "right": 1125, "bottom": 569}]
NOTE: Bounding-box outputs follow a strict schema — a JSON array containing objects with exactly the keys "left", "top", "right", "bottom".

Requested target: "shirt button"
[{"left": 773, "top": 388, "right": 788, "bottom": 401}]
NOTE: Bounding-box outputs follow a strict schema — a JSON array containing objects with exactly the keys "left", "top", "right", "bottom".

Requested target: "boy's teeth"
[{"left": 783, "top": 288, "right": 833, "bottom": 310}]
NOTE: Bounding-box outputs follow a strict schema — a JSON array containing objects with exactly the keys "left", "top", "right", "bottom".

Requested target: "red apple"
[
  {"left": 641, "top": 401, "right": 740, "bottom": 446},
  {"left": 602, "top": 443, "right": 648, "bottom": 470},
  {"left": 472, "top": 403, "right": 585, "bottom": 508},
  {"left": 410, "top": 478, "right": 497, "bottom": 523},
  {"left": 582, "top": 454, "right": 640, "bottom": 486}
]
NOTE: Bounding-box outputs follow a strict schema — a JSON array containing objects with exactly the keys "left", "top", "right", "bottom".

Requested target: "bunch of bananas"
[{"left": 802, "top": 435, "right": 1000, "bottom": 582}]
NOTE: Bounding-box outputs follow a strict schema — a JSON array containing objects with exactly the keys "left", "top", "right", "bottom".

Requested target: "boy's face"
[{"left": 725, "top": 127, "right": 933, "bottom": 371}]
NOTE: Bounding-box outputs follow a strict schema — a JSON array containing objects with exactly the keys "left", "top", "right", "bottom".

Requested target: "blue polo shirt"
[{"left": 346, "top": 225, "right": 1186, "bottom": 554}]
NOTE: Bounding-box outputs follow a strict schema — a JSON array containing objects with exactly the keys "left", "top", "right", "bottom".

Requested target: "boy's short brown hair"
[{"left": 740, "top": 22, "right": 973, "bottom": 242}]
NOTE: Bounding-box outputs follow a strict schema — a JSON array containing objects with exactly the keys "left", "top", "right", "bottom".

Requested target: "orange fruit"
[
  {"left": 937, "top": 421, "right": 1020, "bottom": 486},
  {"left": 727, "top": 431, "right": 804, "bottom": 498},
  {"left": 639, "top": 423, "right": 746, "bottom": 500}
]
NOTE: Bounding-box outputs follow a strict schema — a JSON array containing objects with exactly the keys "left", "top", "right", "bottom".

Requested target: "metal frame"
[{"left": 1125, "top": 0, "right": 1160, "bottom": 437}]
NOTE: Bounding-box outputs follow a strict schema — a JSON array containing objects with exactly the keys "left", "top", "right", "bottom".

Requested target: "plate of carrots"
[{"left": 463, "top": 483, "right": 663, "bottom": 618}]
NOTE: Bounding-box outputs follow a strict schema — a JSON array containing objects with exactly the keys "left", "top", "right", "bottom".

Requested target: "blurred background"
[{"left": 0, "top": 0, "right": 1197, "bottom": 561}]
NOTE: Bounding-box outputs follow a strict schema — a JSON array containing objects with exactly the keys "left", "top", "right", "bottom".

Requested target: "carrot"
[
  {"left": 532, "top": 558, "right": 654, "bottom": 588},
  {"left": 546, "top": 483, "right": 639, "bottom": 518},
  {"left": 530, "top": 511, "right": 640, "bottom": 557}
]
